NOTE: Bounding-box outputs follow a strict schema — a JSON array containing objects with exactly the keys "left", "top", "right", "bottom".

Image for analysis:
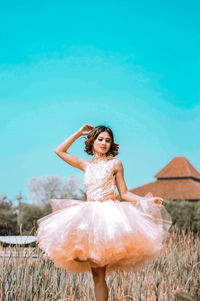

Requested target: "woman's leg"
[{"left": 91, "top": 266, "right": 108, "bottom": 301}]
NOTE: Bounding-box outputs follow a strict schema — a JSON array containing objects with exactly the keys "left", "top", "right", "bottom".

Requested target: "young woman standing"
[{"left": 37, "top": 124, "right": 172, "bottom": 301}]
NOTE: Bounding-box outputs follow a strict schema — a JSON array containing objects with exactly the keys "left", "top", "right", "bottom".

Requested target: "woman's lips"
[{"left": 100, "top": 147, "right": 106, "bottom": 149}]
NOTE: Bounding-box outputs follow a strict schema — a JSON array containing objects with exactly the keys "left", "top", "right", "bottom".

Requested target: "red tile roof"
[
  {"left": 129, "top": 156, "right": 200, "bottom": 200},
  {"left": 155, "top": 156, "right": 200, "bottom": 180},
  {"left": 130, "top": 179, "right": 200, "bottom": 200}
]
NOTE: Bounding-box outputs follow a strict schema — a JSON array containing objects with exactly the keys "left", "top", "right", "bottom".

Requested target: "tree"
[
  {"left": 0, "top": 194, "right": 18, "bottom": 235},
  {"left": 25, "top": 174, "right": 86, "bottom": 207},
  {"left": 164, "top": 199, "right": 200, "bottom": 233},
  {"left": 20, "top": 203, "right": 44, "bottom": 234}
]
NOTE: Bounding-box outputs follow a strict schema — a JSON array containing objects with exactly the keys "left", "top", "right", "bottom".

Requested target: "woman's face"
[{"left": 93, "top": 131, "right": 112, "bottom": 155}]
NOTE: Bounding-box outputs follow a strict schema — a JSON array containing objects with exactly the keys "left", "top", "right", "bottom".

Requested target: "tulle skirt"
[{"left": 36, "top": 195, "right": 172, "bottom": 275}]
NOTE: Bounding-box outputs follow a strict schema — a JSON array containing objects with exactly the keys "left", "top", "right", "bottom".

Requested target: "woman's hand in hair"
[{"left": 78, "top": 124, "right": 94, "bottom": 136}]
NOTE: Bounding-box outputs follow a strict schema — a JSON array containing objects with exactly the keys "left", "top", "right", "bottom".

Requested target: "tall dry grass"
[{"left": 0, "top": 227, "right": 199, "bottom": 301}]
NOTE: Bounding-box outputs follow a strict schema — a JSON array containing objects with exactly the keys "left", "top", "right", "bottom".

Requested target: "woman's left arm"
[{"left": 114, "top": 159, "right": 163, "bottom": 206}]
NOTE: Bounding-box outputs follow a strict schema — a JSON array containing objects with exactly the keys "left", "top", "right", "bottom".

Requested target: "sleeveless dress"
[{"left": 36, "top": 156, "right": 172, "bottom": 275}]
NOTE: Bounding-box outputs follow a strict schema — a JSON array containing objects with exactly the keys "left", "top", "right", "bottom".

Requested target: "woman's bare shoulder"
[
  {"left": 113, "top": 158, "right": 123, "bottom": 171},
  {"left": 113, "top": 157, "right": 122, "bottom": 164}
]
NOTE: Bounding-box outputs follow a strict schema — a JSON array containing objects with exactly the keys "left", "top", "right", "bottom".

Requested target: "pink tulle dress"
[{"left": 36, "top": 156, "right": 172, "bottom": 275}]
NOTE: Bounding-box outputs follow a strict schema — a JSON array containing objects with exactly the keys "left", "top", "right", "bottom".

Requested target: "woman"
[{"left": 36, "top": 124, "right": 172, "bottom": 301}]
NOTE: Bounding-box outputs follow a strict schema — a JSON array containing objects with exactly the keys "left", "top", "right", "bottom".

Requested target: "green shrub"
[{"left": 164, "top": 199, "right": 200, "bottom": 233}]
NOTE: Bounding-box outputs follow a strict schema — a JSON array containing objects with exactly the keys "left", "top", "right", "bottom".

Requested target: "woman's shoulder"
[
  {"left": 106, "top": 155, "right": 120, "bottom": 163},
  {"left": 111, "top": 157, "right": 123, "bottom": 170}
]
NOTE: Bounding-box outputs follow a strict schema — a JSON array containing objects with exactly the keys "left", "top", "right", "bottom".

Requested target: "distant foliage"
[
  {"left": 1, "top": 191, "right": 199, "bottom": 235},
  {"left": 0, "top": 200, "right": 52, "bottom": 236},
  {"left": 164, "top": 199, "right": 200, "bottom": 233},
  {"left": 0, "top": 194, "right": 18, "bottom": 235},
  {"left": 25, "top": 174, "right": 86, "bottom": 206},
  {"left": 0, "top": 175, "right": 86, "bottom": 235},
  {"left": 19, "top": 203, "right": 43, "bottom": 235}
]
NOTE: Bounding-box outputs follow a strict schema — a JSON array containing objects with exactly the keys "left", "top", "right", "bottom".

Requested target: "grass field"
[{"left": 0, "top": 227, "right": 199, "bottom": 301}]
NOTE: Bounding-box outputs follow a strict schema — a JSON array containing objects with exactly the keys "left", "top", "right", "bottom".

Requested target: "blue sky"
[{"left": 0, "top": 0, "right": 200, "bottom": 201}]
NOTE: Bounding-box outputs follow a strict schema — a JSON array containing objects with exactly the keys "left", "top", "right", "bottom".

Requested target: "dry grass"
[{"left": 0, "top": 227, "right": 199, "bottom": 301}]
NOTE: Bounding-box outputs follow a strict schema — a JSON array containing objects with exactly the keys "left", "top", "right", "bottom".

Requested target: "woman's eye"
[{"left": 98, "top": 138, "right": 110, "bottom": 143}]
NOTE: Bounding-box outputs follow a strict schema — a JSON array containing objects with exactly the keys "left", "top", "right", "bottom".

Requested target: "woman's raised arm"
[{"left": 54, "top": 124, "right": 94, "bottom": 172}]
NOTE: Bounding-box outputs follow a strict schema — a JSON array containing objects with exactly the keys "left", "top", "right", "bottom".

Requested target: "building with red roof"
[{"left": 130, "top": 156, "right": 200, "bottom": 201}]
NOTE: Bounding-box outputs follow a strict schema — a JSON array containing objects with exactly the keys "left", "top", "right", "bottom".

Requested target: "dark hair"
[{"left": 84, "top": 125, "right": 119, "bottom": 157}]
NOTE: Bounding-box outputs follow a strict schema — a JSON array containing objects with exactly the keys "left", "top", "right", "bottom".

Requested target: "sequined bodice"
[{"left": 84, "top": 157, "right": 116, "bottom": 202}]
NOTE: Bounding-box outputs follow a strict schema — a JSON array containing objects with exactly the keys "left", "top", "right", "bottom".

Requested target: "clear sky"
[{"left": 0, "top": 0, "right": 200, "bottom": 201}]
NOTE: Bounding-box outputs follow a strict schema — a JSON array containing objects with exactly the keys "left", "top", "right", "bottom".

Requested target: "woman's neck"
[{"left": 92, "top": 153, "right": 108, "bottom": 161}]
